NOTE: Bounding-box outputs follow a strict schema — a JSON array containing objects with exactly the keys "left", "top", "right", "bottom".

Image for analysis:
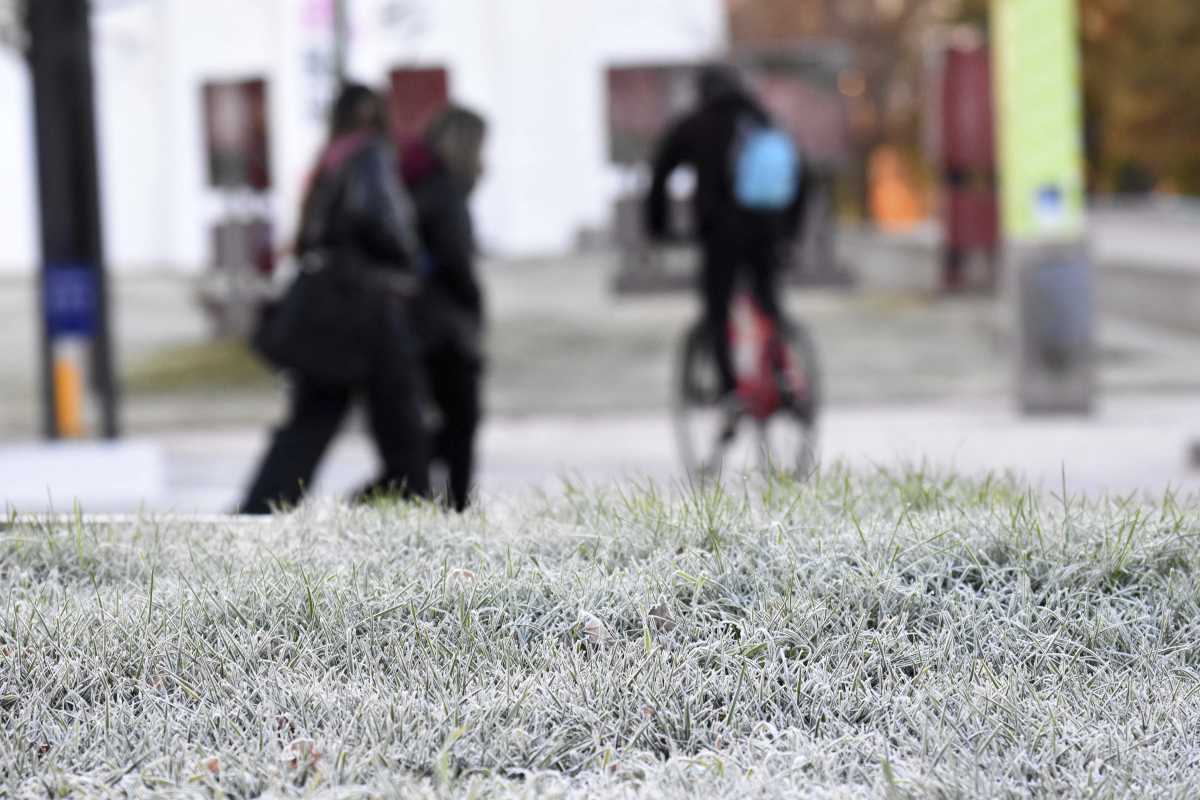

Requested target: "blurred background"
[{"left": 2, "top": 0, "right": 1199, "bottom": 511}]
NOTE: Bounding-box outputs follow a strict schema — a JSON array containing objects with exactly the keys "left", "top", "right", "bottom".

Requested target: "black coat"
[
  {"left": 251, "top": 133, "right": 424, "bottom": 386},
  {"left": 402, "top": 142, "right": 484, "bottom": 361},
  {"left": 299, "top": 132, "right": 423, "bottom": 273},
  {"left": 645, "top": 90, "right": 807, "bottom": 242}
]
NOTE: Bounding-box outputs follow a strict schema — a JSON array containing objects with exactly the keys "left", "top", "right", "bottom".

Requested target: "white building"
[{"left": 0, "top": 0, "right": 727, "bottom": 275}]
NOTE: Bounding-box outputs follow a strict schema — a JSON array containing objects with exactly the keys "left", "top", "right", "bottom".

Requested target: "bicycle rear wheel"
[
  {"left": 672, "top": 318, "right": 821, "bottom": 481},
  {"left": 759, "top": 319, "right": 820, "bottom": 478}
]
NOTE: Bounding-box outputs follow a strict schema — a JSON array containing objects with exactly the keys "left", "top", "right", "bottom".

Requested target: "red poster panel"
[
  {"left": 389, "top": 68, "right": 450, "bottom": 145},
  {"left": 946, "top": 187, "right": 999, "bottom": 248},
  {"left": 750, "top": 71, "right": 850, "bottom": 166},
  {"left": 941, "top": 45, "right": 994, "bottom": 171},
  {"left": 607, "top": 62, "right": 849, "bottom": 167},
  {"left": 606, "top": 65, "right": 697, "bottom": 165},
  {"left": 203, "top": 79, "right": 272, "bottom": 190}
]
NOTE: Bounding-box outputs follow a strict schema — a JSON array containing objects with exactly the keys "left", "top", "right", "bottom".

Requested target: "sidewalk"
[
  {"left": 4, "top": 247, "right": 1200, "bottom": 437},
  {"left": 7, "top": 391, "right": 1193, "bottom": 514},
  {"left": 2, "top": 206, "right": 1200, "bottom": 513},
  {"left": 847, "top": 201, "right": 1200, "bottom": 334}
]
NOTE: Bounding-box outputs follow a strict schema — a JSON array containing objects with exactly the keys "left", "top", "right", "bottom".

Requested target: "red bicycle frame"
[{"left": 729, "top": 293, "right": 807, "bottom": 422}]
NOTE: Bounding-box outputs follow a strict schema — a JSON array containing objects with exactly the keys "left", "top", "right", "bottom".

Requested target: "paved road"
[{"left": 9, "top": 391, "right": 1193, "bottom": 515}]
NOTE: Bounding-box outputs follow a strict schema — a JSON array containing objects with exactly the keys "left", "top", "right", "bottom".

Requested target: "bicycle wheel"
[
  {"left": 757, "top": 319, "right": 821, "bottom": 479},
  {"left": 672, "top": 321, "right": 762, "bottom": 480}
]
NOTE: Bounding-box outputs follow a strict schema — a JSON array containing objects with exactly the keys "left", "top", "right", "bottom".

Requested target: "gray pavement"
[
  {"left": 4, "top": 247, "right": 1200, "bottom": 435},
  {"left": 848, "top": 201, "right": 1200, "bottom": 334},
  {"left": 12, "top": 390, "right": 1198, "bottom": 514}
]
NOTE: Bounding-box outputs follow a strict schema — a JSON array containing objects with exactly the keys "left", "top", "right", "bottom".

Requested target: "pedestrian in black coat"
[
  {"left": 401, "top": 105, "right": 488, "bottom": 511},
  {"left": 240, "top": 84, "right": 430, "bottom": 514}
]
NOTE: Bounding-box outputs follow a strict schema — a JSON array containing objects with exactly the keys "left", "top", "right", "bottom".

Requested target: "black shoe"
[{"left": 717, "top": 392, "right": 745, "bottom": 444}]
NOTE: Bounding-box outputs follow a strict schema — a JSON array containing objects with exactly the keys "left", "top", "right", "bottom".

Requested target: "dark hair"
[
  {"left": 329, "top": 83, "right": 385, "bottom": 138},
  {"left": 425, "top": 104, "right": 489, "bottom": 192},
  {"left": 425, "top": 105, "right": 488, "bottom": 150},
  {"left": 697, "top": 63, "right": 741, "bottom": 102}
]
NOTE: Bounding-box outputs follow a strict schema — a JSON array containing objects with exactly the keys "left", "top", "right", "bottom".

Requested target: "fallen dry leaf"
[
  {"left": 447, "top": 567, "right": 477, "bottom": 587},
  {"left": 581, "top": 613, "right": 610, "bottom": 645},
  {"left": 648, "top": 602, "right": 676, "bottom": 633},
  {"left": 281, "top": 738, "right": 321, "bottom": 769}
]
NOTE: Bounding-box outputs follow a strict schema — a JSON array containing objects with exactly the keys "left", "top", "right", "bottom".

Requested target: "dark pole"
[{"left": 26, "top": 0, "right": 120, "bottom": 439}]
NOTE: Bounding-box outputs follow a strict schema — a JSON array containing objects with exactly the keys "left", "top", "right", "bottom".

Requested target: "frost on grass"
[{"left": 2, "top": 468, "right": 1200, "bottom": 798}]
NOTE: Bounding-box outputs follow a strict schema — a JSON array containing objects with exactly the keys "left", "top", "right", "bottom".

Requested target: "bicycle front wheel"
[{"left": 672, "top": 321, "right": 757, "bottom": 481}]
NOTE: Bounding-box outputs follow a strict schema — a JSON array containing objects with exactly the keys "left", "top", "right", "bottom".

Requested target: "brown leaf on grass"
[
  {"left": 581, "top": 613, "right": 610, "bottom": 645},
  {"left": 447, "top": 567, "right": 477, "bottom": 587},
  {"left": 280, "top": 738, "right": 321, "bottom": 769},
  {"left": 647, "top": 602, "right": 676, "bottom": 633},
  {"left": 203, "top": 756, "right": 221, "bottom": 777}
]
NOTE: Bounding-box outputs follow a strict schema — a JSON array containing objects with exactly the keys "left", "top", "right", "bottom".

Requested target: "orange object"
[
  {"left": 870, "top": 146, "right": 926, "bottom": 230},
  {"left": 53, "top": 356, "right": 85, "bottom": 438}
]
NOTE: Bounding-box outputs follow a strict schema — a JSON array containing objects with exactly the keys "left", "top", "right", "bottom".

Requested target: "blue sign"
[{"left": 45, "top": 264, "right": 98, "bottom": 338}]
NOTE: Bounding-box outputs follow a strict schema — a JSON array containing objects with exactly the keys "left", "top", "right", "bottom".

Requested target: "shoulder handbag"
[
  {"left": 250, "top": 140, "right": 386, "bottom": 386},
  {"left": 251, "top": 250, "right": 377, "bottom": 386}
]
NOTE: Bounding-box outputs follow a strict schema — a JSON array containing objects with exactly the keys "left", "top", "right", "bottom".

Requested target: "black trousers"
[
  {"left": 424, "top": 346, "right": 482, "bottom": 511},
  {"left": 700, "top": 215, "right": 784, "bottom": 395},
  {"left": 240, "top": 335, "right": 430, "bottom": 515}
]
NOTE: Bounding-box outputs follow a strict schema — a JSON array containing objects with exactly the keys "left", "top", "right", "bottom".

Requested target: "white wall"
[
  {"left": 93, "top": 2, "right": 171, "bottom": 271},
  {"left": 0, "top": 0, "right": 726, "bottom": 273},
  {"left": 156, "top": 0, "right": 285, "bottom": 272},
  {"left": 345, "top": 0, "right": 726, "bottom": 255},
  {"left": 0, "top": 49, "right": 38, "bottom": 275}
]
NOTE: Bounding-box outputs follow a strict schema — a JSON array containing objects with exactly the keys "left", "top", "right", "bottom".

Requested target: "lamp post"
[{"left": 27, "top": 0, "right": 120, "bottom": 439}]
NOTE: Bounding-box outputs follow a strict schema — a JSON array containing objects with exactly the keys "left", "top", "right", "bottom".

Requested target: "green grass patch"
[
  {"left": 2, "top": 470, "right": 1199, "bottom": 797},
  {"left": 123, "top": 339, "right": 275, "bottom": 394}
]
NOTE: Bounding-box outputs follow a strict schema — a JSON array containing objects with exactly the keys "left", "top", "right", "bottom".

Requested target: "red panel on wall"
[
  {"left": 751, "top": 71, "right": 850, "bottom": 166},
  {"left": 941, "top": 46, "right": 994, "bottom": 171},
  {"left": 389, "top": 68, "right": 450, "bottom": 145},
  {"left": 946, "top": 187, "right": 998, "bottom": 248},
  {"left": 203, "top": 79, "right": 272, "bottom": 190},
  {"left": 606, "top": 65, "right": 697, "bottom": 165}
]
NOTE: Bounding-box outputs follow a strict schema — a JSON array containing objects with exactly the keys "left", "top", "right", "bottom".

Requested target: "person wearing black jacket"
[
  {"left": 645, "top": 64, "right": 807, "bottom": 415},
  {"left": 400, "top": 105, "right": 488, "bottom": 511},
  {"left": 240, "top": 85, "right": 430, "bottom": 514}
]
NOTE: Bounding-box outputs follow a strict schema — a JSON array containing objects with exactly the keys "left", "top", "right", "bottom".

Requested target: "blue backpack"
[{"left": 733, "top": 121, "right": 800, "bottom": 211}]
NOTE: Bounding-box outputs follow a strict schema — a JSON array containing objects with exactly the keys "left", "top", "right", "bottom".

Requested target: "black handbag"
[
  {"left": 251, "top": 252, "right": 378, "bottom": 386},
  {"left": 250, "top": 140, "right": 387, "bottom": 387}
]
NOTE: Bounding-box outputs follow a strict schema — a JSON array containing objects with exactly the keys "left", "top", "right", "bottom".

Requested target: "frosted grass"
[{"left": 2, "top": 467, "right": 1199, "bottom": 797}]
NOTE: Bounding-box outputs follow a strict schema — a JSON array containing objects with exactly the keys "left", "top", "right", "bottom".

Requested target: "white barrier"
[{"left": 0, "top": 440, "right": 165, "bottom": 513}]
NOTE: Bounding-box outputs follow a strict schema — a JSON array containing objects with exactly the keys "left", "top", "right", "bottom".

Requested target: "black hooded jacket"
[
  {"left": 402, "top": 139, "right": 484, "bottom": 358},
  {"left": 645, "top": 89, "right": 807, "bottom": 241}
]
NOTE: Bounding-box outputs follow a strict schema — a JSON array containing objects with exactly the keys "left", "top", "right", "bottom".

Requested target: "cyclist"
[{"left": 645, "top": 63, "right": 809, "bottom": 434}]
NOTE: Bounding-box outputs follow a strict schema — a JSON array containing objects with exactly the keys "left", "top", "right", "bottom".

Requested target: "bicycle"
[{"left": 673, "top": 291, "right": 820, "bottom": 480}]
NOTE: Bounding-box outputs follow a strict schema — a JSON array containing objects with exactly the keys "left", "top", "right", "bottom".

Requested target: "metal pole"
[
  {"left": 332, "top": 0, "right": 349, "bottom": 86},
  {"left": 26, "top": 0, "right": 120, "bottom": 439}
]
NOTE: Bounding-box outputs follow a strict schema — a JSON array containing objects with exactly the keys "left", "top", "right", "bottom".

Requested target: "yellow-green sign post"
[{"left": 992, "top": 0, "right": 1094, "bottom": 413}]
